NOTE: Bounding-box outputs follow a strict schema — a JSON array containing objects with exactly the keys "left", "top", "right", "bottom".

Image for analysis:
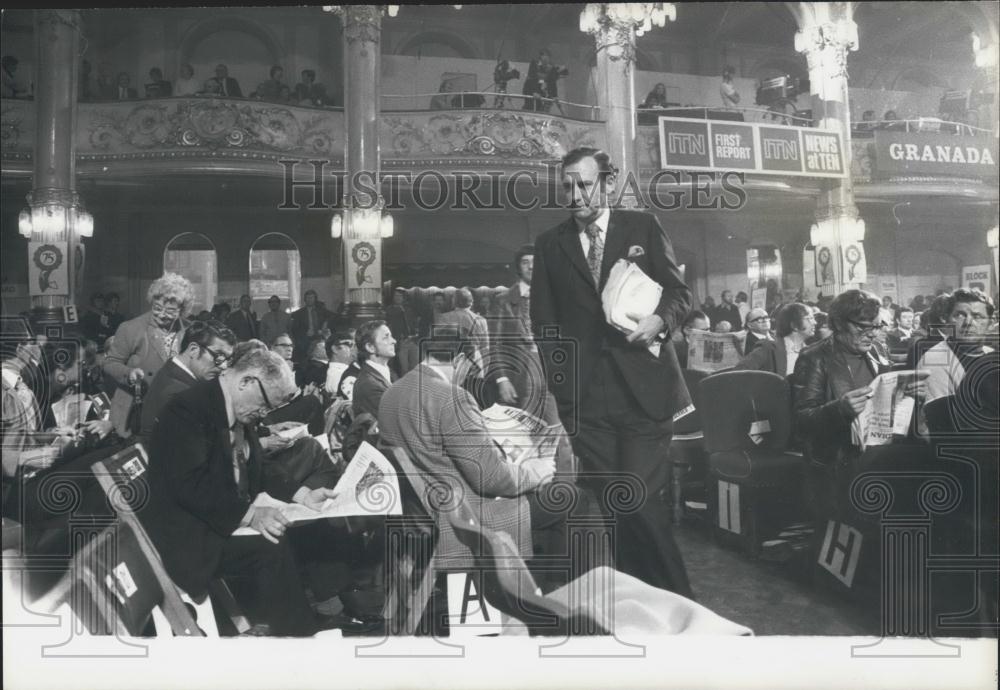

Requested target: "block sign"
[
  {"left": 658, "top": 117, "right": 846, "bottom": 178},
  {"left": 962, "top": 264, "right": 992, "bottom": 291}
]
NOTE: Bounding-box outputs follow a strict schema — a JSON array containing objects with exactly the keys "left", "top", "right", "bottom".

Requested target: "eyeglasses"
[
  {"left": 335, "top": 341, "right": 355, "bottom": 348},
  {"left": 250, "top": 376, "right": 297, "bottom": 413},
  {"left": 151, "top": 301, "right": 181, "bottom": 317},
  {"left": 199, "top": 344, "right": 233, "bottom": 367},
  {"left": 273, "top": 341, "right": 294, "bottom": 348},
  {"left": 848, "top": 320, "right": 884, "bottom": 336},
  {"left": 750, "top": 316, "right": 770, "bottom": 323}
]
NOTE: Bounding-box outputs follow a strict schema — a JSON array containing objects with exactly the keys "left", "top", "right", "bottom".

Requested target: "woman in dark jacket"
[{"left": 791, "top": 290, "right": 923, "bottom": 518}]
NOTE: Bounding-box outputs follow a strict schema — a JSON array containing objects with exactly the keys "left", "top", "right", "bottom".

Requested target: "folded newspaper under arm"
[
  {"left": 601, "top": 259, "right": 667, "bottom": 356},
  {"left": 850, "top": 370, "right": 918, "bottom": 451},
  {"left": 233, "top": 441, "right": 400, "bottom": 536},
  {"left": 481, "top": 404, "right": 561, "bottom": 466}
]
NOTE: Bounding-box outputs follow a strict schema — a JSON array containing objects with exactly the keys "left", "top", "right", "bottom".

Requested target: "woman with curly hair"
[{"left": 103, "top": 273, "right": 195, "bottom": 436}]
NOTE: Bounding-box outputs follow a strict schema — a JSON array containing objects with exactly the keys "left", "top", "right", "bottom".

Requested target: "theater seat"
[
  {"left": 667, "top": 368, "right": 709, "bottom": 525},
  {"left": 698, "top": 371, "right": 807, "bottom": 556}
]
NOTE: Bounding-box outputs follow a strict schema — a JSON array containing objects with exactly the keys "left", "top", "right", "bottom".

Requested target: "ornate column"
[
  {"left": 794, "top": 2, "right": 863, "bottom": 295},
  {"left": 17, "top": 10, "right": 91, "bottom": 324},
  {"left": 580, "top": 4, "right": 675, "bottom": 202},
  {"left": 325, "top": 5, "right": 388, "bottom": 323}
]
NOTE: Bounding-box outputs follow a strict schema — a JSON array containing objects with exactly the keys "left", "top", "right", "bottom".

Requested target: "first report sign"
[{"left": 658, "top": 116, "right": 846, "bottom": 178}]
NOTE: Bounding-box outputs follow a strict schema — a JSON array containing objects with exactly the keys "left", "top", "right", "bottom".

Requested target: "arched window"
[
  {"left": 249, "top": 232, "right": 301, "bottom": 314},
  {"left": 163, "top": 232, "right": 218, "bottom": 313}
]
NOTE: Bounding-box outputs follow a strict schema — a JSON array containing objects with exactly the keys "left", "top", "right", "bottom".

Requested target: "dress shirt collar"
[
  {"left": 517, "top": 280, "right": 530, "bottom": 297},
  {"left": 171, "top": 355, "right": 196, "bottom": 380},
  {"left": 366, "top": 360, "right": 392, "bottom": 385},
  {"left": 219, "top": 378, "right": 238, "bottom": 430},
  {"left": 575, "top": 207, "right": 610, "bottom": 234}
]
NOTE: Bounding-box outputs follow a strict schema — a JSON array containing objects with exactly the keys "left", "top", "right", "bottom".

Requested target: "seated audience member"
[
  {"left": 145, "top": 67, "right": 172, "bottom": 97},
  {"left": 736, "top": 302, "right": 815, "bottom": 376},
  {"left": 258, "top": 295, "right": 291, "bottom": 347},
  {"left": 103, "top": 273, "right": 194, "bottom": 437},
  {"left": 743, "top": 307, "right": 773, "bottom": 353},
  {"left": 673, "top": 310, "right": 710, "bottom": 369},
  {"left": 378, "top": 325, "right": 556, "bottom": 567},
  {"left": 256, "top": 65, "right": 286, "bottom": 102},
  {"left": 294, "top": 69, "right": 328, "bottom": 106},
  {"left": 261, "top": 335, "right": 324, "bottom": 435},
  {"left": 352, "top": 320, "right": 396, "bottom": 419},
  {"left": 198, "top": 77, "right": 222, "bottom": 96},
  {"left": 856, "top": 109, "right": 876, "bottom": 131},
  {"left": 144, "top": 346, "right": 336, "bottom": 636},
  {"left": 80, "top": 292, "right": 113, "bottom": 344},
  {"left": 295, "top": 336, "right": 329, "bottom": 391},
  {"left": 324, "top": 330, "right": 357, "bottom": 398},
  {"left": 792, "top": 290, "right": 923, "bottom": 519},
  {"left": 115, "top": 72, "right": 137, "bottom": 100},
  {"left": 808, "top": 311, "right": 832, "bottom": 345},
  {"left": 641, "top": 82, "right": 669, "bottom": 109},
  {"left": 211, "top": 302, "right": 232, "bottom": 323},
  {"left": 429, "top": 80, "right": 454, "bottom": 110},
  {"left": 214, "top": 63, "right": 242, "bottom": 98},
  {"left": 270, "top": 333, "right": 294, "bottom": 364},
  {"left": 174, "top": 63, "right": 199, "bottom": 96},
  {"left": 226, "top": 294, "right": 259, "bottom": 342},
  {"left": 909, "top": 288, "right": 996, "bottom": 404},
  {"left": 139, "top": 319, "right": 236, "bottom": 439}
]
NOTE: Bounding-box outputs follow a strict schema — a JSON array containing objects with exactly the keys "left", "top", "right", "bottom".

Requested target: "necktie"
[
  {"left": 585, "top": 222, "right": 604, "bottom": 288},
  {"left": 232, "top": 423, "right": 249, "bottom": 499},
  {"left": 221, "top": 79, "right": 227, "bottom": 97}
]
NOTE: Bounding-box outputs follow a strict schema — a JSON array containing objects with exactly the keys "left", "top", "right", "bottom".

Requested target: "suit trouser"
[
  {"left": 561, "top": 355, "right": 693, "bottom": 598},
  {"left": 218, "top": 534, "right": 317, "bottom": 636}
]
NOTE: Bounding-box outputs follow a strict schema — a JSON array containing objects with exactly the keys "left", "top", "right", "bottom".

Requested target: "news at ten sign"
[{"left": 657, "top": 116, "right": 846, "bottom": 178}]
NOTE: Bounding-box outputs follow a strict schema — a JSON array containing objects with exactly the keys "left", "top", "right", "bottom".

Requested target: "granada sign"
[
  {"left": 657, "top": 117, "right": 846, "bottom": 178},
  {"left": 873, "top": 131, "right": 998, "bottom": 177}
]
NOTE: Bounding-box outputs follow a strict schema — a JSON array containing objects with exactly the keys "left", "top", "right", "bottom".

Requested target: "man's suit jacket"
[
  {"left": 734, "top": 337, "right": 788, "bottom": 376},
  {"left": 139, "top": 358, "right": 197, "bottom": 438},
  {"left": 886, "top": 327, "right": 913, "bottom": 356},
  {"left": 219, "top": 76, "right": 242, "bottom": 98},
  {"left": 289, "top": 305, "right": 332, "bottom": 347},
  {"left": 226, "top": 309, "right": 259, "bottom": 342},
  {"left": 144, "top": 379, "right": 300, "bottom": 597},
  {"left": 439, "top": 308, "right": 489, "bottom": 356},
  {"left": 531, "top": 210, "right": 692, "bottom": 421},
  {"left": 378, "top": 364, "right": 532, "bottom": 564},
  {"left": 352, "top": 362, "right": 394, "bottom": 418},
  {"left": 744, "top": 331, "right": 773, "bottom": 355}
]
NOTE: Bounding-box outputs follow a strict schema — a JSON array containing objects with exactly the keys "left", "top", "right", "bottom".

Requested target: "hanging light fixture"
[{"left": 17, "top": 197, "right": 94, "bottom": 240}]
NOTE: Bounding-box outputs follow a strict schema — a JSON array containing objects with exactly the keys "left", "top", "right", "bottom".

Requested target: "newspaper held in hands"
[
  {"left": 851, "top": 371, "right": 917, "bottom": 450},
  {"left": 686, "top": 329, "right": 748, "bottom": 373},
  {"left": 52, "top": 394, "right": 92, "bottom": 428},
  {"left": 482, "top": 404, "right": 560, "bottom": 466},
  {"left": 233, "top": 441, "right": 400, "bottom": 536},
  {"left": 601, "top": 259, "right": 668, "bottom": 357}
]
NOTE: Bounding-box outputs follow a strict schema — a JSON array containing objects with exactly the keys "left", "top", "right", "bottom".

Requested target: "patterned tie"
[{"left": 585, "top": 222, "right": 604, "bottom": 288}]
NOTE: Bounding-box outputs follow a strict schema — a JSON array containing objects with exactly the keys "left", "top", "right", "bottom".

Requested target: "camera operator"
[
  {"left": 521, "top": 49, "right": 568, "bottom": 114},
  {"left": 493, "top": 59, "right": 520, "bottom": 109}
]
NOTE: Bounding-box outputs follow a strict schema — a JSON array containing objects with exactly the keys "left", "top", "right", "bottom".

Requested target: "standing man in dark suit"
[
  {"left": 144, "top": 347, "right": 336, "bottom": 635},
  {"left": 289, "top": 290, "right": 332, "bottom": 363},
  {"left": 531, "top": 147, "right": 693, "bottom": 596},
  {"left": 226, "top": 294, "right": 259, "bottom": 342},
  {"left": 352, "top": 320, "right": 396, "bottom": 419},
  {"left": 139, "top": 319, "right": 236, "bottom": 438}
]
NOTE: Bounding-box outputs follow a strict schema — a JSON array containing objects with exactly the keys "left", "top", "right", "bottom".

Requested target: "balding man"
[{"left": 145, "top": 346, "right": 336, "bottom": 635}]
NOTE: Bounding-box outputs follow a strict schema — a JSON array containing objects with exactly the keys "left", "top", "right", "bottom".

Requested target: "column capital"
[
  {"left": 326, "top": 5, "right": 382, "bottom": 45},
  {"left": 794, "top": 20, "right": 858, "bottom": 80},
  {"left": 579, "top": 4, "right": 676, "bottom": 65}
]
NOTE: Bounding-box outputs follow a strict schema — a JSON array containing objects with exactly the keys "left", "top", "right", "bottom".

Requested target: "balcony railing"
[{"left": 382, "top": 91, "right": 601, "bottom": 122}]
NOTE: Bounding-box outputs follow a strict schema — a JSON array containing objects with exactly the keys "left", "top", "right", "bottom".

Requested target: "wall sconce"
[
  {"left": 331, "top": 213, "right": 343, "bottom": 239},
  {"left": 330, "top": 208, "right": 393, "bottom": 239}
]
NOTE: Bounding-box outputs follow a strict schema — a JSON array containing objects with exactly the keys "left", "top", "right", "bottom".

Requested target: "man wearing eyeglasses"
[
  {"left": 146, "top": 346, "right": 338, "bottom": 636},
  {"left": 139, "top": 319, "right": 237, "bottom": 440},
  {"left": 743, "top": 307, "right": 774, "bottom": 354}
]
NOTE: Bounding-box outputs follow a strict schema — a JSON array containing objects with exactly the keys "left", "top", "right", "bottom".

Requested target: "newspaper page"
[
  {"left": 686, "top": 329, "right": 748, "bottom": 372},
  {"left": 482, "top": 403, "right": 560, "bottom": 466},
  {"left": 851, "top": 371, "right": 917, "bottom": 450},
  {"left": 601, "top": 259, "right": 663, "bottom": 334},
  {"left": 51, "top": 394, "right": 91, "bottom": 428},
  {"left": 233, "top": 441, "right": 400, "bottom": 536}
]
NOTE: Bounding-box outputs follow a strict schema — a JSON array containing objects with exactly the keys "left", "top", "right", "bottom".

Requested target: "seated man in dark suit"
[
  {"left": 144, "top": 346, "right": 337, "bottom": 635},
  {"left": 352, "top": 319, "right": 396, "bottom": 419},
  {"left": 742, "top": 307, "right": 774, "bottom": 354},
  {"left": 139, "top": 319, "right": 236, "bottom": 439},
  {"left": 672, "top": 310, "right": 710, "bottom": 369}
]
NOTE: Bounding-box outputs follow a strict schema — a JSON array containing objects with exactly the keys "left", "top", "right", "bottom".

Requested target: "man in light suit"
[
  {"left": 351, "top": 320, "right": 396, "bottom": 419},
  {"left": 531, "top": 147, "right": 693, "bottom": 596},
  {"left": 144, "top": 347, "right": 337, "bottom": 635},
  {"left": 378, "top": 325, "right": 555, "bottom": 568}
]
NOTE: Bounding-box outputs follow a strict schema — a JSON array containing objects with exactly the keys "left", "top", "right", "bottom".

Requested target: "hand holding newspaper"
[
  {"left": 601, "top": 259, "right": 665, "bottom": 356},
  {"left": 481, "top": 404, "right": 561, "bottom": 467},
  {"left": 850, "top": 371, "right": 920, "bottom": 450},
  {"left": 233, "top": 441, "right": 400, "bottom": 536}
]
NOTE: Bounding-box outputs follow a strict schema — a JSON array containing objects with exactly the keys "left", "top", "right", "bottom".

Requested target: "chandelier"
[
  {"left": 18, "top": 196, "right": 93, "bottom": 239},
  {"left": 579, "top": 3, "right": 676, "bottom": 38}
]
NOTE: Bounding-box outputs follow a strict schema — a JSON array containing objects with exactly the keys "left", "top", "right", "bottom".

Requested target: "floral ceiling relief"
[
  {"left": 383, "top": 111, "right": 601, "bottom": 161},
  {"left": 82, "top": 99, "right": 339, "bottom": 157}
]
